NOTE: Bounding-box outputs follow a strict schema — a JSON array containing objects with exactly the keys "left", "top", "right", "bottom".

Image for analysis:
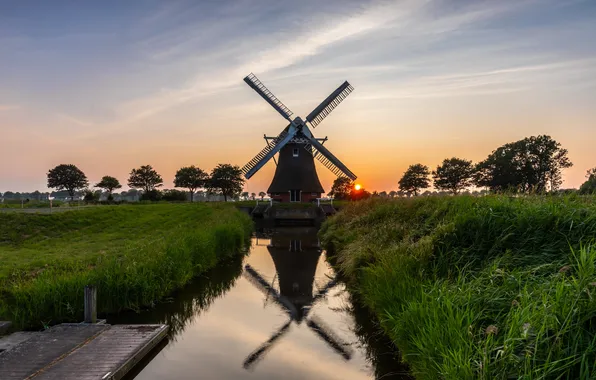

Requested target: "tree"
[
  {"left": 350, "top": 187, "right": 371, "bottom": 201},
  {"left": 250, "top": 192, "right": 256, "bottom": 200},
  {"left": 259, "top": 191, "right": 266, "bottom": 200},
  {"left": 579, "top": 167, "right": 596, "bottom": 195},
  {"left": 379, "top": 191, "right": 388, "bottom": 198},
  {"left": 128, "top": 165, "right": 163, "bottom": 195},
  {"left": 398, "top": 164, "right": 430, "bottom": 196},
  {"left": 207, "top": 164, "right": 244, "bottom": 202},
  {"left": 432, "top": 157, "right": 474, "bottom": 194},
  {"left": 47, "top": 164, "right": 89, "bottom": 200},
  {"left": 474, "top": 135, "right": 572, "bottom": 193},
  {"left": 328, "top": 177, "right": 353, "bottom": 200},
  {"left": 241, "top": 191, "right": 249, "bottom": 200},
  {"left": 174, "top": 165, "right": 208, "bottom": 202},
  {"left": 95, "top": 176, "right": 122, "bottom": 201},
  {"left": 388, "top": 190, "right": 397, "bottom": 198}
]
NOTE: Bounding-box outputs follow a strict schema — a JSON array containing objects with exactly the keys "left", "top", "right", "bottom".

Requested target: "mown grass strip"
[
  {"left": 321, "top": 195, "right": 596, "bottom": 379},
  {"left": 0, "top": 203, "right": 252, "bottom": 328}
]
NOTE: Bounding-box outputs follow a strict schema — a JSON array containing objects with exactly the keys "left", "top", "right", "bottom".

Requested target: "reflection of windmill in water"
[{"left": 243, "top": 229, "right": 353, "bottom": 369}]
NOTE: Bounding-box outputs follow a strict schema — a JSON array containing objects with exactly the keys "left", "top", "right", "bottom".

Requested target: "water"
[{"left": 109, "top": 227, "right": 410, "bottom": 379}]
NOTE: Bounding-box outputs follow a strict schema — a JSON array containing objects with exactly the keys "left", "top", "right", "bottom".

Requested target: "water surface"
[{"left": 110, "top": 227, "right": 410, "bottom": 379}]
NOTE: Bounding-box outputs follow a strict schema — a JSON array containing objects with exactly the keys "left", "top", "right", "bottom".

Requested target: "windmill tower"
[{"left": 241, "top": 73, "right": 357, "bottom": 202}]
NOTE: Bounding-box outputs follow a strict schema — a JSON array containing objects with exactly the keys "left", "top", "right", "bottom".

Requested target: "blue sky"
[{"left": 1, "top": 0, "right": 595, "bottom": 192}]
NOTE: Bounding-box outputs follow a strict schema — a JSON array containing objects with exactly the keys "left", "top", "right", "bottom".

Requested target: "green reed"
[
  {"left": 320, "top": 195, "right": 596, "bottom": 379},
  {"left": 0, "top": 203, "right": 252, "bottom": 328}
]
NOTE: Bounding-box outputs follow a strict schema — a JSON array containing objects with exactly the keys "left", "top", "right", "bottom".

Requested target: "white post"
[{"left": 21, "top": 199, "right": 24, "bottom": 209}]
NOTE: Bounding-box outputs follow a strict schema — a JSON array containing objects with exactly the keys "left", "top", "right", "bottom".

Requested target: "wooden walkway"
[{"left": 0, "top": 323, "right": 168, "bottom": 380}]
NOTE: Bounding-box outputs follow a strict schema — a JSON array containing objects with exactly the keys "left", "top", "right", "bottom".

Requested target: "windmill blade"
[
  {"left": 243, "top": 264, "right": 298, "bottom": 318},
  {"left": 305, "top": 81, "right": 353, "bottom": 128},
  {"left": 307, "top": 315, "right": 353, "bottom": 360},
  {"left": 244, "top": 73, "right": 294, "bottom": 121},
  {"left": 243, "top": 320, "right": 292, "bottom": 369},
  {"left": 302, "top": 279, "right": 339, "bottom": 318},
  {"left": 305, "top": 135, "right": 357, "bottom": 180},
  {"left": 242, "top": 126, "right": 298, "bottom": 179}
]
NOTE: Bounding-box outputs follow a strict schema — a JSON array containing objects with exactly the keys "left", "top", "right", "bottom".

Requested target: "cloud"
[
  {"left": 354, "top": 58, "right": 596, "bottom": 100},
  {"left": 113, "top": 1, "right": 432, "bottom": 123}
]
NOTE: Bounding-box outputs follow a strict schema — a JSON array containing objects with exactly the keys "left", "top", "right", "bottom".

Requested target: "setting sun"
[{"left": 354, "top": 184, "right": 362, "bottom": 191}]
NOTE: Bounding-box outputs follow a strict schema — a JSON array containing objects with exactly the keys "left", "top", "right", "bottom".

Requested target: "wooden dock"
[{"left": 0, "top": 323, "right": 168, "bottom": 380}]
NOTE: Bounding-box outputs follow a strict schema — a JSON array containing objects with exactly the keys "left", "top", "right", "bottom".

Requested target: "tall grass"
[
  {"left": 320, "top": 195, "right": 596, "bottom": 379},
  {"left": 0, "top": 203, "right": 252, "bottom": 328}
]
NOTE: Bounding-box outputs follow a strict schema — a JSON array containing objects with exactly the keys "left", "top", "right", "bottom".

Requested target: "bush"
[
  {"left": 140, "top": 189, "right": 162, "bottom": 201},
  {"left": 162, "top": 189, "right": 188, "bottom": 201}
]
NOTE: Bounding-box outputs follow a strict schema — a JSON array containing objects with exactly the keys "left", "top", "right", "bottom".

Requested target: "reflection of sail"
[{"left": 243, "top": 227, "right": 353, "bottom": 370}]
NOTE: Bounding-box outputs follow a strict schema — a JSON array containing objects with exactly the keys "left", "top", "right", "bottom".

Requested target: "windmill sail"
[
  {"left": 243, "top": 264, "right": 298, "bottom": 317},
  {"left": 304, "top": 136, "right": 357, "bottom": 180},
  {"left": 242, "top": 126, "right": 297, "bottom": 179},
  {"left": 243, "top": 321, "right": 292, "bottom": 369},
  {"left": 305, "top": 81, "right": 353, "bottom": 128},
  {"left": 244, "top": 73, "right": 294, "bottom": 121},
  {"left": 307, "top": 315, "right": 353, "bottom": 360}
]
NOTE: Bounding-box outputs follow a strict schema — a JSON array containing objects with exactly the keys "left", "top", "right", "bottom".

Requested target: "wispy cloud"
[{"left": 115, "top": 0, "right": 531, "bottom": 123}]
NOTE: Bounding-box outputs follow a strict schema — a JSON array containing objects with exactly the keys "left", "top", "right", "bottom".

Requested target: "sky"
[{"left": 1, "top": 0, "right": 595, "bottom": 193}]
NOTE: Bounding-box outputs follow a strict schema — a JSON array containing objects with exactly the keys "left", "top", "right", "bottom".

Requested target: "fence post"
[{"left": 84, "top": 285, "right": 97, "bottom": 323}]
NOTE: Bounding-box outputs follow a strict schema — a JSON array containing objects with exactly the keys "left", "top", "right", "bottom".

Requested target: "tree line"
[
  {"left": 330, "top": 135, "right": 595, "bottom": 199},
  {"left": 39, "top": 163, "right": 245, "bottom": 202}
]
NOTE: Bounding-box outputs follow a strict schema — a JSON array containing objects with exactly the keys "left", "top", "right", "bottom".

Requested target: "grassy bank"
[
  {"left": 0, "top": 203, "right": 252, "bottom": 328},
  {"left": 320, "top": 196, "right": 596, "bottom": 379}
]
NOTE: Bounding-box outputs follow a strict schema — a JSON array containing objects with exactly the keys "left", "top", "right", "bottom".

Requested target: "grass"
[
  {"left": 0, "top": 203, "right": 252, "bottom": 328},
  {"left": 320, "top": 195, "right": 596, "bottom": 379}
]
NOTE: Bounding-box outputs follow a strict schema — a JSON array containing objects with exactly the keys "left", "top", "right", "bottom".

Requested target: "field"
[
  {"left": 320, "top": 195, "right": 596, "bottom": 379},
  {"left": 0, "top": 203, "right": 252, "bottom": 328}
]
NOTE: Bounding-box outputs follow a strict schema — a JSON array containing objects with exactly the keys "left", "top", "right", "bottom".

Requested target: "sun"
[{"left": 354, "top": 184, "right": 362, "bottom": 191}]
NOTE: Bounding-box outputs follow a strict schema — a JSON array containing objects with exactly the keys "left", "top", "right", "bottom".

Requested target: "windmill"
[
  {"left": 241, "top": 73, "right": 357, "bottom": 202},
  {"left": 241, "top": 230, "right": 353, "bottom": 369}
]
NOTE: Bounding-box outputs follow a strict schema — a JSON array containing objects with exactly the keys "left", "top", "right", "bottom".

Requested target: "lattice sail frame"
[{"left": 241, "top": 74, "right": 357, "bottom": 181}]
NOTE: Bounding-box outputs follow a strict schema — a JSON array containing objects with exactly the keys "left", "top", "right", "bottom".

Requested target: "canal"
[{"left": 109, "top": 227, "right": 410, "bottom": 379}]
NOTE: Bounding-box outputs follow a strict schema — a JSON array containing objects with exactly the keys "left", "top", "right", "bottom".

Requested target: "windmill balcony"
[{"left": 270, "top": 192, "right": 321, "bottom": 203}]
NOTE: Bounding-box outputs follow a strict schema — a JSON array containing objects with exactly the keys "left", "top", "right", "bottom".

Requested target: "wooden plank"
[
  {"left": 0, "top": 332, "right": 38, "bottom": 353},
  {"left": 0, "top": 324, "right": 108, "bottom": 380},
  {"left": 34, "top": 325, "right": 168, "bottom": 380},
  {"left": 0, "top": 324, "right": 167, "bottom": 380}
]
